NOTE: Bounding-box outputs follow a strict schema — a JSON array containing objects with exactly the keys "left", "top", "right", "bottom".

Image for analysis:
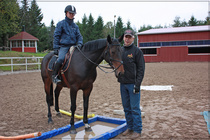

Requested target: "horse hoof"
[
  {"left": 48, "top": 120, "right": 54, "bottom": 124},
  {"left": 70, "top": 130, "right": 77, "bottom": 134},
  {"left": 56, "top": 112, "right": 62, "bottom": 117},
  {"left": 85, "top": 127, "right": 92, "bottom": 132}
]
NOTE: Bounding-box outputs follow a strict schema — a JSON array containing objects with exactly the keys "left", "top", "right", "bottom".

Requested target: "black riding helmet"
[{"left": 64, "top": 5, "right": 76, "bottom": 14}]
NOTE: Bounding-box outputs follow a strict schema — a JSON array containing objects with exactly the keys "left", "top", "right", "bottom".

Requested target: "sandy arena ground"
[{"left": 0, "top": 62, "right": 209, "bottom": 139}]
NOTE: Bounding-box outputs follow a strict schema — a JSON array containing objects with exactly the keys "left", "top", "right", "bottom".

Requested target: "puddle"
[{"left": 48, "top": 121, "right": 119, "bottom": 140}]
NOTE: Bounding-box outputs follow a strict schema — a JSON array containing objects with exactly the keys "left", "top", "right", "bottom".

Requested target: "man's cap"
[{"left": 124, "top": 29, "right": 135, "bottom": 37}]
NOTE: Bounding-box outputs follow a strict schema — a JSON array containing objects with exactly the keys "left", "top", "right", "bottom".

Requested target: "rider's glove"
[
  {"left": 54, "top": 49, "right": 59, "bottom": 55},
  {"left": 133, "top": 85, "right": 140, "bottom": 94}
]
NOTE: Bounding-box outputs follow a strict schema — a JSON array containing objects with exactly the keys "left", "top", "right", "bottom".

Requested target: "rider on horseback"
[{"left": 52, "top": 5, "right": 83, "bottom": 84}]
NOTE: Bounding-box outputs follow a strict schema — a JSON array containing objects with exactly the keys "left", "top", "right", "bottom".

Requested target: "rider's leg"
[{"left": 52, "top": 61, "right": 62, "bottom": 83}]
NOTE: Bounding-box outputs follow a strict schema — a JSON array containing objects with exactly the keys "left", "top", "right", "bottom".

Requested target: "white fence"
[{"left": 0, "top": 57, "right": 43, "bottom": 73}]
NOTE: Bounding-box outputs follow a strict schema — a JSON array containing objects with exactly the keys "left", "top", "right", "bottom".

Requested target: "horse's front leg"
[
  {"left": 70, "top": 87, "right": 78, "bottom": 134},
  {"left": 83, "top": 85, "right": 93, "bottom": 132},
  {"left": 54, "top": 85, "right": 63, "bottom": 117}
]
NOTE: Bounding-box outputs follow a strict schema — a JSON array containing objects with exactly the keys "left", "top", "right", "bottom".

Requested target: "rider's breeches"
[{"left": 57, "top": 47, "right": 71, "bottom": 64}]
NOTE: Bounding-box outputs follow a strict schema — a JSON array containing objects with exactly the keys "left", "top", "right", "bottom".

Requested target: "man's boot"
[{"left": 52, "top": 62, "right": 62, "bottom": 84}]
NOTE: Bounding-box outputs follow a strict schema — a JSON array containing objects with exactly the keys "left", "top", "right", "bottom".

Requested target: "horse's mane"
[{"left": 81, "top": 39, "right": 107, "bottom": 52}]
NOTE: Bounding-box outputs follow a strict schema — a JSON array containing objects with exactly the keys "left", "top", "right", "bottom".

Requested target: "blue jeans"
[
  {"left": 120, "top": 83, "right": 142, "bottom": 133},
  {"left": 57, "top": 47, "right": 71, "bottom": 64}
]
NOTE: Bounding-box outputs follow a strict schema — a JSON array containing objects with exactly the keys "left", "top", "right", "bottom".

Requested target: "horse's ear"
[
  {"left": 107, "top": 35, "right": 112, "bottom": 44},
  {"left": 118, "top": 33, "right": 124, "bottom": 42}
]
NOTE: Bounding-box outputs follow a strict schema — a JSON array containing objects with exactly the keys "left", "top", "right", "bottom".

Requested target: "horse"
[{"left": 41, "top": 35, "right": 124, "bottom": 134}]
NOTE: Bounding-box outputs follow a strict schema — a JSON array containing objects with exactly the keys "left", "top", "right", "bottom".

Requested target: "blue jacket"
[{"left": 53, "top": 17, "right": 83, "bottom": 49}]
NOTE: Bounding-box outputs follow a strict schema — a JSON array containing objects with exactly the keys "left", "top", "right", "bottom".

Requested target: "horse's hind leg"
[
  {"left": 45, "top": 81, "right": 54, "bottom": 124},
  {"left": 83, "top": 85, "right": 93, "bottom": 132},
  {"left": 54, "top": 84, "right": 63, "bottom": 117}
]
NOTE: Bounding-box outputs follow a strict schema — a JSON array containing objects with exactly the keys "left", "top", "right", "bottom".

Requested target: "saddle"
[{"left": 48, "top": 47, "right": 75, "bottom": 73}]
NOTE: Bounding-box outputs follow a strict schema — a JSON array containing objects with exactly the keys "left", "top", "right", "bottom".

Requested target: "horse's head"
[{"left": 104, "top": 34, "right": 124, "bottom": 78}]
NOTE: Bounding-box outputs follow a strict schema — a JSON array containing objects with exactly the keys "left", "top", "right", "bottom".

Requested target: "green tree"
[
  {"left": 80, "top": 14, "right": 88, "bottom": 43},
  {"left": 172, "top": 16, "right": 182, "bottom": 27},
  {"left": 93, "top": 16, "right": 104, "bottom": 39},
  {"left": 28, "top": 0, "right": 43, "bottom": 37},
  {"left": 103, "top": 21, "right": 114, "bottom": 38},
  {"left": 0, "top": 0, "right": 20, "bottom": 47},
  {"left": 38, "top": 25, "right": 49, "bottom": 52},
  {"left": 48, "top": 20, "right": 55, "bottom": 50},
  {"left": 19, "top": 0, "right": 30, "bottom": 32},
  {"left": 188, "top": 15, "right": 197, "bottom": 26},
  {"left": 126, "top": 20, "right": 132, "bottom": 29},
  {"left": 86, "top": 14, "right": 95, "bottom": 42},
  {"left": 115, "top": 16, "right": 124, "bottom": 38},
  {"left": 138, "top": 24, "right": 153, "bottom": 32}
]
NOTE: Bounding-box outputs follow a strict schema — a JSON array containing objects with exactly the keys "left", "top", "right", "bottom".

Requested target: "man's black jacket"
[{"left": 118, "top": 43, "right": 145, "bottom": 88}]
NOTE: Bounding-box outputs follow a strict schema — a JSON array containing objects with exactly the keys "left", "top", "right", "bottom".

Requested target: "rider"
[{"left": 52, "top": 5, "right": 83, "bottom": 84}]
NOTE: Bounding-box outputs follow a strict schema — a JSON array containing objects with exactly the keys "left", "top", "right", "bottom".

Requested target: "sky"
[{"left": 34, "top": 0, "right": 209, "bottom": 31}]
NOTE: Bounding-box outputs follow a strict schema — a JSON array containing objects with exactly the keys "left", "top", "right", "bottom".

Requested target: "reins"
[{"left": 75, "top": 43, "right": 123, "bottom": 74}]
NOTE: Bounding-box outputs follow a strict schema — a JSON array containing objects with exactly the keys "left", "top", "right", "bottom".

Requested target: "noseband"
[{"left": 103, "top": 43, "right": 123, "bottom": 72}]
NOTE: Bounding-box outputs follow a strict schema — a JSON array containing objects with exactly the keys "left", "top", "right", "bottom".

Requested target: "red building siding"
[
  {"left": 137, "top": 26, "right": 210, "bottom": 62},
  {"left": 11, "top": 47, "right": 36, "bottom": 53}
]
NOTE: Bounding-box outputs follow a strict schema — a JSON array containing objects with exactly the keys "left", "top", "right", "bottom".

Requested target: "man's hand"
[
  {"left": 134, "top": 85, "right": 140, "bottom": 94},
  {"left": 54, "top": 49, "right": 59, "bottom": 55}
]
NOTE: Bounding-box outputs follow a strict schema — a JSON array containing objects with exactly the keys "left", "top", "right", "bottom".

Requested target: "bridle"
[{"left": 75, "top": 42, "right": 123, "bottom": 74}]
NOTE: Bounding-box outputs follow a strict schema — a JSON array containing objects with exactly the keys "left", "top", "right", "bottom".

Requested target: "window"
[
  {"left": 17, "top": 41, "right": 22, "bottom": 47},
  {"left": 140, "top": 40, "right": 209, "bottom": 47},
  {"left": 24, "top": 41, "right": 29, "bottom": 47},
  {"left": 12, "top": 41, "right": 16, "bottom": 47},
  {"left": 30, "top": 41, "right": 35, "bottom": 47},
  {"left": 141, "top": 48, "right": 157, "bottom": 54},
  {"left": 188, "top": 46, "right": 210, "bottom": 54}
]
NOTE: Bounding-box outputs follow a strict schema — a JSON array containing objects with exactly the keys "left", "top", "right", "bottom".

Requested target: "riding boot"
[{"left": 52, "top": 62, "right": 62, "bottom": 84}]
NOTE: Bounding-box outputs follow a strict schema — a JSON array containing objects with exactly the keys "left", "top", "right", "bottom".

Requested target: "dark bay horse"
[{"left": 41, "top": 35, "right": 124, "bottom": 134}]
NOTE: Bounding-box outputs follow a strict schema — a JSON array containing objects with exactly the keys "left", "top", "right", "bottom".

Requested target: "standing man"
[
  {"left": 118, "top": 29, "right": 145, "bottom": 139},
  {"left": 52, "top": 5, "right": 83, "bottom": 84}
]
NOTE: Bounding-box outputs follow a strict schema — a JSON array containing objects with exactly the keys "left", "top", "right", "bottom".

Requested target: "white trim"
[
  {"left": 22, "top": 40, "right": 24, "bottom": 52},
  {"left": 188, "top": 53, "right": 210, "bottom": 55}
]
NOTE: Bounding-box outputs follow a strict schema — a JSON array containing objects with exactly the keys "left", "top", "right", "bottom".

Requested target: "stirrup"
[{"left": 52, "top": 75, "right": 61, "bottom": 84}]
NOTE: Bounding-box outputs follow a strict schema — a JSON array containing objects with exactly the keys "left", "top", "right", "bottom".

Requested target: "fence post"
[
  {"left": 11, "top": 58, "right": 13, "bottom": 73},
  {"left": 26, "top": 58, "right": 27, "bottom": 72}
]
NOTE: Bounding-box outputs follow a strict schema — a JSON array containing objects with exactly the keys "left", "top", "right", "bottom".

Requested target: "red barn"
[
  {"left": 8, "top": 31, "right": 39, "bottom": 53},
  {"left": 137, "top": 25, "right": 210, "bottom": 62}
]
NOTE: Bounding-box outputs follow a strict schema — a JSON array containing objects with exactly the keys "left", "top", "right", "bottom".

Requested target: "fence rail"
[{"left": 0, "top": 57, "right": 43, "bottom": 73}]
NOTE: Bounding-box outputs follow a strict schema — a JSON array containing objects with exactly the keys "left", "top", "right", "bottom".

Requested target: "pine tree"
[
  {"left": 49, "top": 20, "right": 55, "bottom": 50},
  {"left": 86, "top": 14, "right": 95, "bottom": 42},
  {"left": 19, "top": 0, "right": 30, "bottom": 32},
  {"left": 28, "top": 0, "right": 43, "bottom": 37},
  {"left": 93, "top": 16, "right": 104, "bottom": 39},
  {"left": 80, "top": 14, "right": 88, "bottom": 43},
  {"left": 115, "top": 16, "right": 124, "bottom": 38},
  {"left": 188, "top": 15, "right": 197, "bottom": 26}
]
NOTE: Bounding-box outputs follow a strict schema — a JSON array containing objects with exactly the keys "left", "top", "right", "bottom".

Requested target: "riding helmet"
[{"left": 64, "top": 5, "right": 76, "bottom": 14}]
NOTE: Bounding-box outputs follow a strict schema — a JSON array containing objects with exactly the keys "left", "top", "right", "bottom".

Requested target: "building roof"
[
  {"left": 8, "top": 31, "right": 39, "bottom": 41},
  {"left": 137, "top": 25, "right": 210, "bottom": 35}
]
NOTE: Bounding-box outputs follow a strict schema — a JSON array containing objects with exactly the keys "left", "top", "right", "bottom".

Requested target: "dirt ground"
[{"left": 0, "top": 62, "right": 209, "bottom": 139}]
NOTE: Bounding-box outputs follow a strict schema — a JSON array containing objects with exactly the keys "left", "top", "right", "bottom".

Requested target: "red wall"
[
  {"left": 138, "top": 31, "right": 210, "bottom": 62},
  {"left": 12, "top": 47, "right": 36, "bottom": 53},
  {"left": 143, "top": 46, "right": 210, "bottom": 62}
]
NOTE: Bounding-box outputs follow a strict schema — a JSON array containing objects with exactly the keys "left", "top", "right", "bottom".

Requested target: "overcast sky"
[{"left": 35, "top": 0, "right": 209, "bottom": 30}]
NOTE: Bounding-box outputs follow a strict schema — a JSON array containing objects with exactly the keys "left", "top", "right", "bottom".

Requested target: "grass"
[{"left": 0, "top": 51, "right": 47, "bottom": 72}]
